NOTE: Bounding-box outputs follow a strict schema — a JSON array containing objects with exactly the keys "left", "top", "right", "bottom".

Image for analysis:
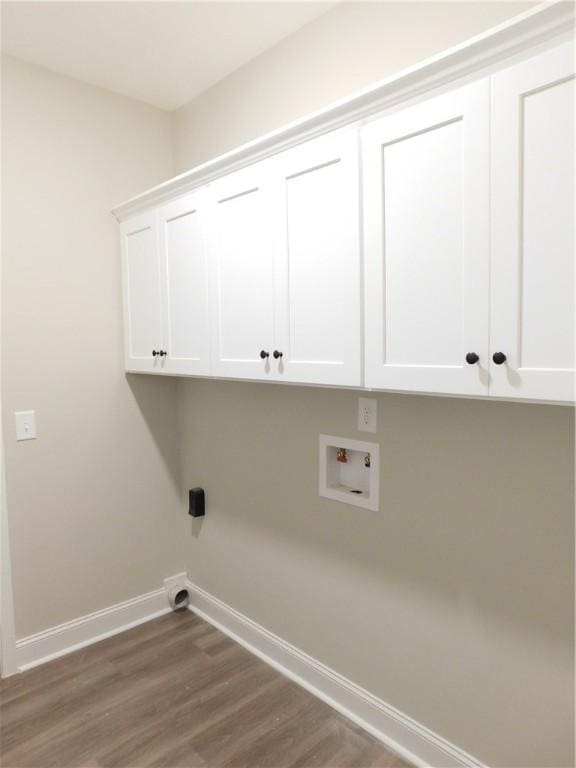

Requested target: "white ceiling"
[{"left": 1, "top": 1, "right": 334, "bottom": 110}]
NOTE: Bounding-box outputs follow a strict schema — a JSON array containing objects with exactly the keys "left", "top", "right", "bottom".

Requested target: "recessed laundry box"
[{"left": 319, "top": 435, "right": 379, "bottom": 511}]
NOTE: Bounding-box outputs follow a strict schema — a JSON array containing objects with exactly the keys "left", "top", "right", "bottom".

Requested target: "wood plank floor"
[{"left": 0, "top": 611, "right": 411, "bottom": 768}]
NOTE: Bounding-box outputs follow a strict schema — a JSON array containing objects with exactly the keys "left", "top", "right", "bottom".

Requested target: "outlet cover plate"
[{"left": 358, "top": 397, "right": 377, "bottom": 433}]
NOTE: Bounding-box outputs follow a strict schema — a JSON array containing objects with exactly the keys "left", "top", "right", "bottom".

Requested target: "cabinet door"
[
  {"left": 120, "top": 211, "right": 163, "bottom": 373},
  {"left": 208, "top": 162, "right": 276, "bottom": 380},
  {"left": 272, "top": 130, "right": 362, "bottom": 386},
  {"left": 362, "top": 81, "right": 490, "bottom": 396},
  {"left": 158, "top": 191, "right": 210, "bottom": 376},
  {"left": 490, "top": 43, "right": 574, "bottom": 402}
]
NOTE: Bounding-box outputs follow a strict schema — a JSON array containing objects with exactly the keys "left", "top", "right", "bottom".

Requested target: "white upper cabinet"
[
  {"left": 121, "top": 191, "right": 210, "bottom": 375},
  {"left": 490, "top": 43, "right": 575, "bottom": 402},
  {"left": 362, "top": 81, "right": 490, "bottom": 396},
  {"left": 272, "top": 130, "right": 362, "bottom": 386},
  {"left": 208, "top": 131, "right": 362, "bottom": 386},
  {"left": 158, "top": 190, "right": 210, "bottom": 376},
  {"left": 115, "top": 7, "right": 575, "bottom": 404},
  {"left": 121, "top": 211, "right": 163, "bottom": 373},
  {"left": 208, "top": 161, "right": 276, "bottom": 380}
]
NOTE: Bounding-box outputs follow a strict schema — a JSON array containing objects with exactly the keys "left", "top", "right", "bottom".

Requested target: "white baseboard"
[
  {"left": 186, "top": 580, "right": 487, "bottom": 768},
  {"left": 12, "top": 577, "right": 488, "bottom": 767},
  {"left": 15, "top": 586, "right": 173, "bottom": 672}
]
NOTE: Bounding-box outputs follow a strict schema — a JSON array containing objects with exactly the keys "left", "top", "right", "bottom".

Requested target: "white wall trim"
[
  {"left": 0, "top": 122, "right": 18, "bottom": 675},
  {"left": 0, "top": 418, "right": 18, "bottom": 678},
  {"left": 15, "top": 586, "right": 172, "bottom": 672},
  {"left": 112, "top": 1, "right": 573, "bottom": 221},
  {"left": 186, "top": 580, "right": 488, "bottom": 768},
  {"left": 11, "top": 575, "right": 489, "bottom": 766}
]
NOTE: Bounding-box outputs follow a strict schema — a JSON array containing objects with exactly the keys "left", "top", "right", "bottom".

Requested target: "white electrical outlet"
[{"left": 358, "top": 398, "right": 377, "bottom": 433}]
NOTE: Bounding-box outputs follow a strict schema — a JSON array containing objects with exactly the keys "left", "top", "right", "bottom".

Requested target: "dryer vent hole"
[
  {"left": 169, "top": 587, "right": 190, "bottom": 612},
  {"left": 175, "top": 590, "right": 188, "bottom": 608}
]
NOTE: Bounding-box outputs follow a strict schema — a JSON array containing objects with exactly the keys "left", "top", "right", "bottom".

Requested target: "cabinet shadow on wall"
[{"left": 126, "top": 373, "right": 182, "bottom": 493}]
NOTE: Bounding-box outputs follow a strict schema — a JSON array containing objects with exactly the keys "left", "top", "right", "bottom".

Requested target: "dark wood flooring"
[{"left": 0, "top": 611, "right": 411, "bottom": 768}]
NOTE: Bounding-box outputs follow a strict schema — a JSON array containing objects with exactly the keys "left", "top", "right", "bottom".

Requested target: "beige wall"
[
  {"left": 1, "top": 56, "right": 187, "bottom": 638},
  {"left": 173, "top": 4, "right": 574, "bottom": 767},
  {"left": 2, "top": 3, "right": 573, "bottom": 766},
  {"left": 173, "top": 0, "right": 535, "bottom": 172}
]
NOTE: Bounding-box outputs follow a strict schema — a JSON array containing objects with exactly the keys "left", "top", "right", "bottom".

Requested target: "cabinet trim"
[{"left": 112, "top": 2, "right": 572, "bottom": 223}]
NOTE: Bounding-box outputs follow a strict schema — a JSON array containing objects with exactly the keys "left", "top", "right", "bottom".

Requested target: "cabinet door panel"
[
  {"left": 208, "top": 163, "right": 276, "bottom": 379},
  {"left": 491, "top": 43, "right": 574, "bottom": 402},
  {"left": 362, "top": 81, "right": 489, "bottom": 396},
  {"left": 120, "top": 212, "right": 163, "bottom": 373},
  {"left": 158, "top": 192, "right": 210, "bottom": 376},
  {"left": 383, "top": 119, "right": 463, "bottom": 367},
  {"left": 273, "top": 130, "right": 361, "bottom": 386}
]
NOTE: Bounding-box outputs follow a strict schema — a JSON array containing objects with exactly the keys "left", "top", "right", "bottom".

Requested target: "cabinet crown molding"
[{"left": 112, "top": 0, "right": 573, "bottom": 223}]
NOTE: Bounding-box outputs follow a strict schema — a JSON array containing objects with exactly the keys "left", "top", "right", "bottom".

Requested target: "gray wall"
[
  {"left": 179, "top": 382, "right": 574, "bottom": 768},
  {"left": 172, "top": 4, "right": 574, "bottom": 767}
]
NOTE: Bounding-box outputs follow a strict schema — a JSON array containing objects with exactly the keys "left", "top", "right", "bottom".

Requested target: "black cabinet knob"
[
  {"left": 465, "top": 352, "right": 479, "bottom": 365},
  {"left": 273, "top": 350, "right": 283, "bottom": 359},
  {"left": 492, "top": 352, "right": 507, "bottom": 365},
  {"left": 259, "top": 350, "right": 269, "bottom": 359},
  {"left": 152, "top": 350, "right": 158, "bottom": 357}
]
